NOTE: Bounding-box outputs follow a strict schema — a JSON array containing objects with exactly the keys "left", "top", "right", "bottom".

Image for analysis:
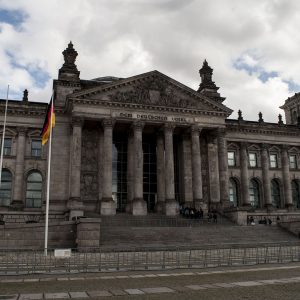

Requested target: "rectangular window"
[
  {"left": 270, "top": 154, "right": 278, "bottom": 168},
  {"left": 249, "top": 153, "right": 257, "bottom": 167},
  {"left": 289, "top": 155, "right": 297, "bottom": 169},
  {"left": 31, "top": 140, "right": 42, "bottom": 157},
  {"left": 0, "top": 138, "right": 12, "bottom": 155},
  {"left": 228, "top": 151, "right": 235, "bottom": 167}
]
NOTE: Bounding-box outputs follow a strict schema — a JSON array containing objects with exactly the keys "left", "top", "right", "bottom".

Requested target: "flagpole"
[
  {"left": 44, "top": 95, "right": 53, "bottom": 256},
  {"left": 0, "top": 85, "right": 9, "bottom": 190}
]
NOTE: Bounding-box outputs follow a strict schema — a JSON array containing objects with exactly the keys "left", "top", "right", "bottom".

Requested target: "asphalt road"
[{"left": 1, "top": 263, "right": 300, "bottom": 299}]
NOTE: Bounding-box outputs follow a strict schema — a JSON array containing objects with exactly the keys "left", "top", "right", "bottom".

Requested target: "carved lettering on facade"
[{"left": 113, "top": 111, "right": 193, "bottom": 123}]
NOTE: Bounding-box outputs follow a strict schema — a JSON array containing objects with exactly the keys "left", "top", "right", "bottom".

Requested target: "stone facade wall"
[{"left": 0, "top": 221, "right": 76, "bottom": 249}]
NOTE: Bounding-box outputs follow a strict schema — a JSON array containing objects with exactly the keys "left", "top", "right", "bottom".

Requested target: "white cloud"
[{"left": 0, "top": 0, "right": 299, "bottom": 121}]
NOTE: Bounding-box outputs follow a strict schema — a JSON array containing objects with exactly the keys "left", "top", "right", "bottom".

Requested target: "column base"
[
  {"left": 285, "top": 203, "right": 295, "bottom": 211},
  {"left": 101, "top": 197, "right": 116, "bottom": 215},
  {"left": 265, "top": 203, "right": 274, "bottom": 212},
  {"left": 11, "top": 200, "right": 24, "bottom": 211},
  {"left": 242, "top": 203, "right": 253, "bottom": 211},
  {"left": 132, "top": 198, "right": 147, "bottom": 216},
  {"left": 155, "top": 201, "right": 165, "bottom": 214},
  {"left": 193, "top": 199, "right": 203, "bottom": 210},
  {"left": 165, "top": 199, "right": 179, "bottom": 216},
  {"left": 220, "top": 199, "right": 231, "bottom": 211},
  {"left": 125, "top": 202, "right": 132, "bottom": 213},
  {"left": 67, "top": 197, "right": 84, "bottom": 221}
]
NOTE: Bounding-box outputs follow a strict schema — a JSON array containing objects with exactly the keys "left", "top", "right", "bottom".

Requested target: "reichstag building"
[{"left": 1, "top": 42, "right": 300, "bottom": 222}]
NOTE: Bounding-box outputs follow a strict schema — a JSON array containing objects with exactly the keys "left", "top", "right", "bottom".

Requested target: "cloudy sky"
[{"left": 0, "top": 0, "right": 299, "bottom": 122}]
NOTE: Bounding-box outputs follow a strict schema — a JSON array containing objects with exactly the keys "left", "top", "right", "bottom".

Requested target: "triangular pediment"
[{"left": 69, "top": 71, "right": 232, "bottom": 116}]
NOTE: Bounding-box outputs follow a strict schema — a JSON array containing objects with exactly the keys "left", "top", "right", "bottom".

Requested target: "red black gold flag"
[{"left": 41, "top": 98, "right": 55, "bottom": 145}]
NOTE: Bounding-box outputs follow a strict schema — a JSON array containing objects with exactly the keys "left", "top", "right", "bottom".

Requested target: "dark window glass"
[
  {"left": 289, "top": 155, "right": 297, "bottom": 169},
  {"left": 249, "top": 153, "right": 257, "bottom": 167},
  {"left": 270, "top": 154, "right": 278, "bottom": 168},
  {"left": 31, "top": 140, "right": 42, "bottom": 157},
  {"left": 271, "top": 179, "right": 281, "bottom": 208},
  {"left": 26, "top": 171, "right": 42, "bottom": 208},
  {"left": 228, "top": 151, "right": 235, "bottom": 166},
  {"left": 249, "top": 179, "right": 260, "bottom": 208},
  {"left": 292, "top": 180, "right": 300, "bottom": 208},
  {"left": 112, "top": 137, "right": 128, "bottom": 212},
  {"left": 0, "top": 138, "right": 12, "bottom": 155},
  {"left": 229, "top": 178, "right": 239, "bottom": 207},
  {"left": 0, "top": 169, "right": 12, "bottom": 206}
]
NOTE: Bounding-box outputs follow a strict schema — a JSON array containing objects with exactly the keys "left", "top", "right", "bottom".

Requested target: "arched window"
[
  {"left": 26, "top": 171, "right": 43, "bottom": 208},
  {"left": 229, "top": 178, "right": 239, "bottom": 207},
  {"left": 292, "top": 180, "right": 300, "bottom": 209},
  {"left": 271, "top": 179, "right": 281, "bottom": 208},
  {"left": 249, "top": 179, "right": 260, "bottom": 208},
  {"left": 0, "top": 169, "right": 12, "bottom": 206}
]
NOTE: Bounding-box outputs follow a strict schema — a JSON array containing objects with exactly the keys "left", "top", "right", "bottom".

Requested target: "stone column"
[
  {"left": 97, "top": 128, "right": 103, "bottom": 213},
  {"left": 217, "top": 129, "right": 230, "bottom": 208},
  {"left": 12, "top": 127, "right": 26, "bottom": 208},
  {"left": 155, "top": 131, "right": 165, "bottom": 213},
  {"left": 126, "top": 130, "right": 134, "bottom": 213},
  {"left": 164, "top": 124, "right": 178, "bottom": 215},
  {"left": 240, "top": 142, "right": 251, "bottom": 207},
  {"left": 191, "top": 125, "right": 203, "bottom": 209},
  {"left": 68, "top": 118, "right": 84, "bottom": 220},
  {"left": 181, "top": 134, "right": 193, "bottom": 207},
  {"left": 261, "top": 144, "right": 272, "bottom": 210},
  {"left": 281, "top": 145, "right": 293, "bottom": 209},
  {"left": 101, "top": 118, "right": 116, "bottom": 215},
  {"left": 207, "top": 133, "right": 220, "bottom": 209},
  {"left": 132, "top": 121, "right": 147, "bottom": 215}
]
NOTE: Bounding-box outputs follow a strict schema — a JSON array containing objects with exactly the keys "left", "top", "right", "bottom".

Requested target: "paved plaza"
[{"left": 1, "top": 263, "right": 300, "bottom": 299}]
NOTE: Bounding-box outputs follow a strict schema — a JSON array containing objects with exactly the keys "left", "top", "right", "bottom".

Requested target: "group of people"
[
  {"left": 247, "top": 216, "right": 280, "bottom": 226},
  {"left": 179, "top": 205, "right": 218, "bottom": 223}
]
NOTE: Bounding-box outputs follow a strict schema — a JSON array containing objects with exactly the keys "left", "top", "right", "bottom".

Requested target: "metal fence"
[{"left": 0, "top": 243, "right": 299, "bottom": 275}]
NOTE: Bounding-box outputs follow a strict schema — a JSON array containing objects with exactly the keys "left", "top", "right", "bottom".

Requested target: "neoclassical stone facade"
[{"left": 1, "top": 42, "right": 300, "bottom": 223}]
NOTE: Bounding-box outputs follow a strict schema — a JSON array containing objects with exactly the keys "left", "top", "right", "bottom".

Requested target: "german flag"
[{"left": 41, "top": 98, "right": 55, "bottom": 145}]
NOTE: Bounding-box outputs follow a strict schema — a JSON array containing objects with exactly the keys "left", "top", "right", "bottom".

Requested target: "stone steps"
[{"left": 100, "top": 223, "right": 299, "bottom": 250}]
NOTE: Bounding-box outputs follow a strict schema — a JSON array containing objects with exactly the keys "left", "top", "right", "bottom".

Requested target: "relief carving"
[{"left": 108, "top": 76, "right": 208, "bottom": 110}]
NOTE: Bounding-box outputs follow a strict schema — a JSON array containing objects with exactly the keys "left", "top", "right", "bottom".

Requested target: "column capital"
[
  {"left": 260, "top": 143, "right": 269, "bottom": 151},
  {"left": 191, "top": 125, "right": 202, "bottom": 135},
  {"left": 131, "top": 120, "right": 145, "bottom": 131},
  {"left": 281, "top": 144, "right": 289, "bottom": 152},
  {"left": 207, "top": 134, "right": 218, "bottom": 144},
  {"left": 240, "top": 142, "right": 248, "bottom": 149},
  {"left": 164, "top": 123, "right": 175, "bottom": 134},
  {"left": 102, "top": 118, "right": 115, "bottom": 128},
  {"left": 217, "top": 127, "right": 226, "bottom": 137},
  {"left": 72, "top": 117, "right": 84, "bottom": 127},
  {"left": 17, "top": 127, "right": 27, "bottom": 135}
]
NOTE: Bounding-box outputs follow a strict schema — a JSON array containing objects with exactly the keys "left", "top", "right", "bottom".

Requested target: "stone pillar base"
[
  {"left": 132, "top": 198, "right": 147, "bottom": 216},
  {"left": 11, "top": 200, "right": 24, "bottom": 210},
  {"left": 101, "top": 198, "right": 116, "bottom": 215},
  {"left": 165, "top": 199, "right": 179, "bottom": 216},
  {"left": 285, "top": 203, "right": 295, "bottom": 211},
  {"left": 155, "top": 201, "right": 165, "bottom": 214},
  {"left": 67, "top": 197, "right": 84, "bottom": 221},
  {"left": 265, "top": 203, "right": 274, "bottom": 212},
  {"left": 125, "top": 202, "right": 132, "bottom": 213},
  {"left": 242, "top": 203, "right": 252, "bottom": 211},
  {"left": 220, "top": 200, "right": 231, "bottom": 210},
  {"left": 193, "top": 199, "right": 203, "bottom": 210}
]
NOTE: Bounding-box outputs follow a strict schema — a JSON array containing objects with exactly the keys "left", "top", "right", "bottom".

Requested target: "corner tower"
[
  {"left": 54, "top": 41, "right": 81, "bottom": 107},
  {"left": 280, "top": 93, "right": 300, "bottom": 125},
  {"left": 198, "top": 60, "right": 225, "bottom": 103}
]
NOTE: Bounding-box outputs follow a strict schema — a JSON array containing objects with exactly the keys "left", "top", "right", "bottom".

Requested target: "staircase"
[{"left": 99, "top": 214, "right": 299, "bottom": 250}]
